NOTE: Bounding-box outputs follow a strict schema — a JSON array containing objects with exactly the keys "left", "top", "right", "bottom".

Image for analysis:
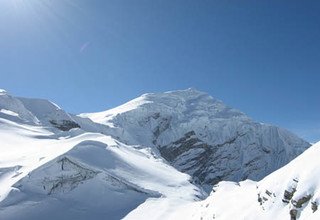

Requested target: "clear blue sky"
[{"left": 0, "top": 0, "right": 319, "bottom": 142}]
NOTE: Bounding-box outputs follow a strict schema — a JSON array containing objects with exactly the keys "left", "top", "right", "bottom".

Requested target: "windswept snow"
[{"left": 79, "top": 95, "right": 152, "bottom": 127}]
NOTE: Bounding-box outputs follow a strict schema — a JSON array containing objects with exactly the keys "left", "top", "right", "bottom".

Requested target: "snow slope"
[
  {"left": 172, "top": 141, "right": 320, "bottom": 220},
  {"left": 0, "top": 90, "right": 39, "bottom": 124},
  {"left": 0, "top": 90, "right": 80, "bottom": 131},
  {"left": 0, "top": 116, "right": 203, "bottom": 220}
]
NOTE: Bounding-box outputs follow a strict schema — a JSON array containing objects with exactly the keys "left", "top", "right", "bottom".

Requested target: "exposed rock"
[
  {"left": 50, "top": 119, "right": 80, "bottom": 131},
  {"left": 258, "top": 193, "right": 263, "bottom": 205},
  {"left": 282, "top": 188, "right": 296, "bottom": 203},
  {"left": 159, "top": 131, "right": 204, "bottom": 162},
  {"left": 159, "top": 131, "right": 261, "bottom": 188},
  {"left": 42, "top": 157, "right": 99, "bottom": 194},
  {"left": 312, "top": 201, "right": 318, "bottom": 213},
  {"left": 290, "top": 209, "right": 298, "bottom": 220},
  {"left": 292, "top": 195, "right": 312, "bottom": 208},
  {"left": 265, "top": 190, "right": 272, "bottom": 197},
  {"left": 152, "top": 115, "right": 171, "bottom": 144}
]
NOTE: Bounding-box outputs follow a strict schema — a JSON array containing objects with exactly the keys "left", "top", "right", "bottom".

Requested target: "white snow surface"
[
  {"left": 0, "top": 116, "right": 202, "bottom": 220},
  {"left": 0, "top": 88, "right": 312, "bottom": 220},
  {"left": 0, "top": 89, "right": 7, "bottom": 95}
]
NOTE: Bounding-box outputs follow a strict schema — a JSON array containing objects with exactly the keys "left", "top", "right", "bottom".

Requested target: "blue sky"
[{"left": 0, "top": 0, "right": 319, "bottom": 142}]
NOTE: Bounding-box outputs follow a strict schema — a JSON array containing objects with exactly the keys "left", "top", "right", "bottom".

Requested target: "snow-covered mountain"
[
  {"left": 0, "top": 90, "right": 202, "bottom": 220},
  {"left": 0, "top": 89, "right": 80, "bottom": 130},
  {"left": 172, "top": 141, "right": 320, "bottom": 220},
  {"left": 81, "top": 88, "right": 310, "bottom": 191},
  {"left": 0, "top": 88, "right": 311, "bottom": 219}
]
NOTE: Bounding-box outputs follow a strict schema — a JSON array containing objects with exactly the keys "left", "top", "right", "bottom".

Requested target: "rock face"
[{"left": 83, "top": 88, "right": 310, "bottom": 191}]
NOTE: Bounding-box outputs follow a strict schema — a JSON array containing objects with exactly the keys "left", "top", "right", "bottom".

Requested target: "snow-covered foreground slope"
[
  {"left": 82, "top": 88, "right": 310, "bottom": 192},
  {"left": 0, "top": 117, "right": 201, "bottom": 220},
  {"left": 172, "top": 141, "right": 320, "bottom": 220},
  {"left": 0, "top": 88, "right": 311, "bottom": 219}
]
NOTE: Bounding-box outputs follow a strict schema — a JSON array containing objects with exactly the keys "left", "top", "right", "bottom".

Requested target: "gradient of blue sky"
[{"left": 0, "top": 0, "right": 319, "bottom": 142}]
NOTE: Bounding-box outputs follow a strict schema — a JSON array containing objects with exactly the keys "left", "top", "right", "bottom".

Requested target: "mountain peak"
[
  {"left": 149, "top": 88, "right": 210, "bottom": 100},
  {"left": 139, "top": 88, "right": 246, "bottom": 119},
  {"left": 0, "top": 89, "right": 8, "bottom": 95},
  {"left": 82, "top": 89, "right": 247, "bottom": 126},
  {"left": 138, "top": 88, "right": 220, "bottom": 109},
  {"left": 164, "top": 87, "right": 206, "bottom": 95},
  {"left": 79, "top": 88, "right": 310, "bottom": 193}
]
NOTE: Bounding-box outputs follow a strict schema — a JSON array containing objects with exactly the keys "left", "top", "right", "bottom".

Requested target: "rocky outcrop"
[
  {"left": 292, "top": 195, "right": 312, "bottom": 208},
  {"left": 49, "top": 120, "right": 80, "bottom": 131},
  {"left": 290, "top": 209, "right": 298, "bottom": 220},
  {"left": 42, "top": 157, "right": 99, "bottom": 194},
  {"left": 159, "top": 128, "right": 259, "bottom": 189},
  {"left": 311, "top": 201, "right": 318, "bottom": 213},
  {"left": 283, "top": 188, "right": 297, "bottom": 203}
]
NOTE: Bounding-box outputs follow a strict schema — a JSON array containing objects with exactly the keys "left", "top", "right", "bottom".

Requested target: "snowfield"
[
  {"left": 0, "top": 117, "right": 201, "bottom": 220},
  {"left": 0, "top": 88, "right": 313, "bottom": 219}
]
